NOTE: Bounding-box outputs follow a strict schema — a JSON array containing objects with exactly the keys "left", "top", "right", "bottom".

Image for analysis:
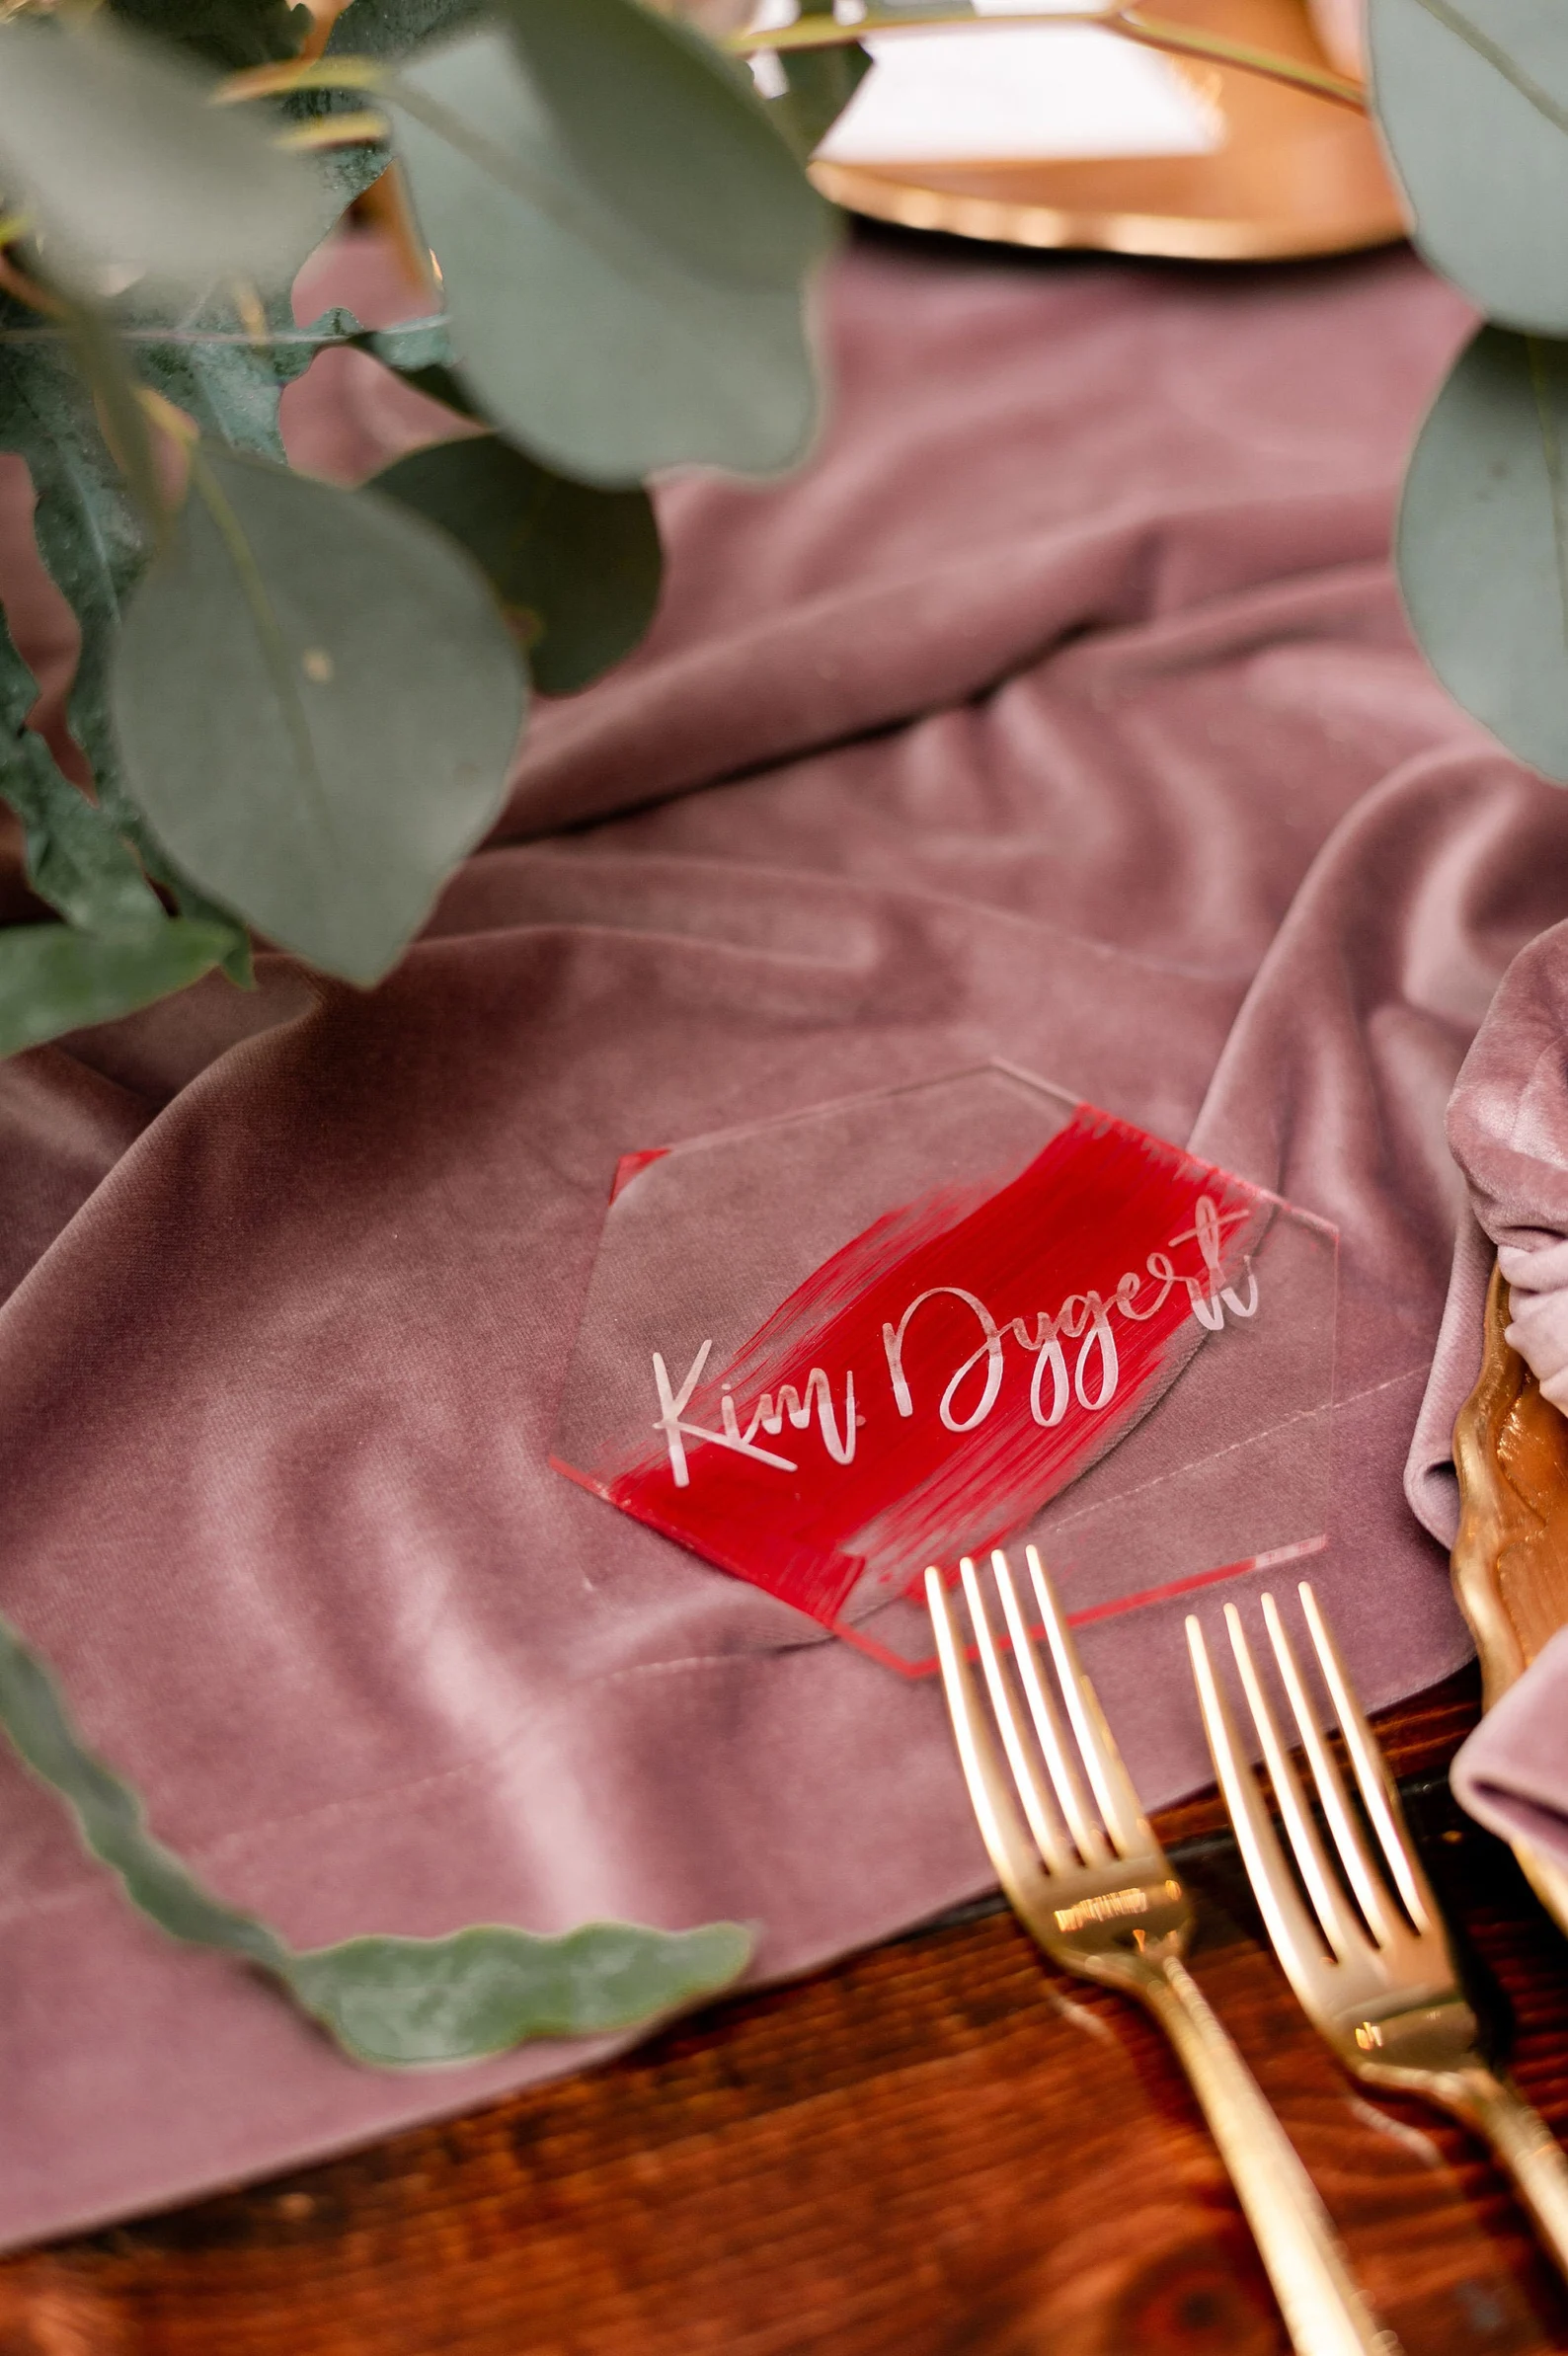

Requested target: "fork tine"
[
  {"left": 1261, "top": 1592, "right": 1404, "bottom": 1949},
  {"left": 990, "top": 1549, "right": 1109, "bottom": 1870},
  {"left": 1297, "top": 1583, "right": 1436, "bottom": 1935},
  {"left": 1224, "top": 1602, "right": 1368, "bottom": 1964},
  {"left": 961, "top": 1555, "right": 1079, "bottom": 1873},
  {"left": 1188, "top": 1614, "right": 1329, "bottom": 1992},
  {"left": 924, "top": 1566, "right": 1047, "bottom": 1918},
  {"left": 1023, "top": 1544, "right": 1151, "bottom": 1857}
]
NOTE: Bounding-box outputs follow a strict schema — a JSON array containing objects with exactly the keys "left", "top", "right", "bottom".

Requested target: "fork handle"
[
  {"left": 1141, "top": 1955, "right": 1403, "bottom": 2356},
  {"left": 1450, "top": 2065, "right": 1568, "bottom": 2281}
]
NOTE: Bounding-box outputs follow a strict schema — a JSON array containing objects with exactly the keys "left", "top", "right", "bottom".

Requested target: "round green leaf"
[
  {"left": 0, "top": 917, "right": 233, "bottom": 1060},
  {"left": 389, "top": 0, "right": 832, "bottom": 486},
  {"left": 370, "top": 433, "right": 663, "bottom": 694},
  {"left": 0, "top": 11, "right": 324, "bottom": 301},
  {"left": 1370, "top": 0, "right": 1568, "bottom": 331},
  {"left": 110, "top": 446, "right": 526, "bottom": 984},
  {"left": 1397, "top": 323, "right": 1568, "bottom": 780}
]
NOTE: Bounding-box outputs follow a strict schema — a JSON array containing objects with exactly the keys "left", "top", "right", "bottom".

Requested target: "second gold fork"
[{"left": 1190, "top": 1583, "right": 1568, "bottom": 2281}]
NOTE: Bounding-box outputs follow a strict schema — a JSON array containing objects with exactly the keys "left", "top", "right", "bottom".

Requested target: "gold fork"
[
  {"left": 1189, "top": 1582, "right": 1568, "bottom": 2280},
  {"left": 926, "top": 1545, "right": 1401, "bottom": 2356}
]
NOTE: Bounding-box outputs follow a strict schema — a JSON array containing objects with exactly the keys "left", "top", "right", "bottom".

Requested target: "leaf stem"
[
  {"left": 1113, "top": 7, "right": 1365, "bottom": 105},
  {"left": 731, "top": 5, "right": 1366, "bottom": 109},
  {"left": 214, "top": 52, "right": 388, "bottom": 104},
  {"left": 0, "top": 250, "right": 65, "bottom": 320},
  {"left": 274, "top": 108, "right": 390, "bottom": 148},
  {"left": 137, "top": 384, "right": 198, "bottom": 448},
  {"left": 0, "top": 317, "right": 449, "bottom": 347}
]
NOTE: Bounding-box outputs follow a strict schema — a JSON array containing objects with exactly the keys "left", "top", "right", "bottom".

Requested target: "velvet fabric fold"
[
  {"left": 0, "top": 227, "right": 1553, "bottom": 2246},
  {"left": 1409, "top": 920, "right": 1568, "bottom": 1865}
]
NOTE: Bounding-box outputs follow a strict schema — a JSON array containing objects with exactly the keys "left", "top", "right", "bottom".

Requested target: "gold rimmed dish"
[{"left": 810, "top": 0, "right": 1404, "bottom": 262}]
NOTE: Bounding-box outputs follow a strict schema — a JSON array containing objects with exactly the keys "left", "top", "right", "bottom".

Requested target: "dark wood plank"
[{"left": 5, "top": 1672, "right": 1567, "bottom": 2356}]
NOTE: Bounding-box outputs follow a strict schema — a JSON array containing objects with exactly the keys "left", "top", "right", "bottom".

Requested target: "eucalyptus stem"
[
  {"left": 1114, "top": 7, "right": 1365, "bottom": 104},
  {"left": 214, "top": 52, "right": 389, "bottom": 104},
  {"left": 218, "top": 13, "right": 1368, "bottom": 118},
  {"left": 730, "top": 7, "right": 1367, "bottom": 112},
  {"left": 274, "top": 108, "right": 390, "bottom": 148}
]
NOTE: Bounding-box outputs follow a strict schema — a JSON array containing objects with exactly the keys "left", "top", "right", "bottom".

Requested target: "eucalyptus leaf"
[
  {"left": 383, "top": 358, "right": 483, "bottom": 423},
  {"left": 330, "top": 0, "right": 483, "bottom": 60},
  {"left": 390, "top": 0, "right": 833, "bottom": 485},
  {"left": 111, "top": 444, "right": 526, "bottom": 982},
  {"left": 275, "top": 89, "right": 397, "bottom": 220},
  {"left": 0, "top": 296, "right": 406, "bottom": 986},
  {"left": 0, "top": 11, "right": 323, "bottom": 302},
  {"left": 135, "top": 847, "right": 256, "bottom": 988},
  {"left": 1370, "top": 0, "right": 1568, "bottom": 331},
  {"left": 107, "top": 0, "right": 313, "bottom": 74},
  {"left": 1397, "top": 324, "right": 1568, "bottom": 779},
  {"left": 368, "top": 316, "right": 458, "bottom": 375},
  {"left": 129, "top": 301, "right": 369, "bottom": 462},
  {"left": 0, "top": 560, "right": 164, "bottom": 939},
  {"left": 0, "top": 737, "right": 165, "bottom": 943},
  {"left": 371, "top": 433, "right": 663, "bottom": 693},
  {"left": 0, "top": 1608, "right": 282, "bottom": 1956},
  {"left": 0, "top": 313, "right": 147, "bottom": 815},
  {"left": 0, "top": 1603, "right": 752, "bottom": 2066},
  {"left": 281, "top": 1920, "right": 752, "bottom": 2066},
  {"left": 60, "top": 292, "right": 168, "bottom": 538},
  {"left": 0, "top": 918, "right": 232, "bottom": 1057}
]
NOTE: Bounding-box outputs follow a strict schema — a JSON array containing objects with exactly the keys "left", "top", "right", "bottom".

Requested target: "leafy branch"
[
  {"left": 0, "top": 0, "right": 849, "bottom": 2057},
  {"left": 218, "top": 7, "right": 1368, "bottom": 116},
  {"left": 730, "top": 3, "right": 1368, "bottom": 111}
]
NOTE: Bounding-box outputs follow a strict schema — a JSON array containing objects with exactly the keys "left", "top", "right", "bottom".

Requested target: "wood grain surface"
[
  {"left": 1452, "top": 1268, "right": 1568, "bottom": 1708},
  {"left": 7, "top": 1667, "right": 1566, "bottom": 2356}
]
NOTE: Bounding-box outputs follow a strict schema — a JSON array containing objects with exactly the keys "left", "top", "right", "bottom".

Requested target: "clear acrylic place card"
[{"left": 553, "top": 1063, "right": 1336, "bottom": 1674}]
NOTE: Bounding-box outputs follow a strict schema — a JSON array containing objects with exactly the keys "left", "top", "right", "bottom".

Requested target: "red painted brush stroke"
[
  {"left": 558, "top": 1107, "right": 1270, "bottom": 1639},
  {"left": 832, "top": 1535, "right": 1329, "bottom": 1678},
  {"left": 609, "top": 1147, "right": 670, "bottom": 1204}
]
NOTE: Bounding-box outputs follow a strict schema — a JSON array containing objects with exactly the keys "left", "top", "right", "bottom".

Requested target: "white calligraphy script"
[{"left": 651, "top": 1193, "right": 1256, "bottom": 1487}]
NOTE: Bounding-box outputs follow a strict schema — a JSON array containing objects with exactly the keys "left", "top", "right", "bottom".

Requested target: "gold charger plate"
[
  {"left": 1452, "top": 1263, "right": 1568, "bottom": 1933},
  {"left": 809, "top": 0, "right": 1405, "bottom": 262}
]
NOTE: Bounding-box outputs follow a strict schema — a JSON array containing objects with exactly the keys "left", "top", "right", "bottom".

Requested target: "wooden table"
[{"left": 6, "top": 1666, "right": 1568, "bottom": 2354}]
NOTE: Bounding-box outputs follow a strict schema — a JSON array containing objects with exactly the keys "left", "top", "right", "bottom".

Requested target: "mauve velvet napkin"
[
  {"left": 1406, "top": 922, "right": 1568, "bottom": 1865},
  {"left": 0, "top": 222, "right": 1557, "bottom": 2249}
]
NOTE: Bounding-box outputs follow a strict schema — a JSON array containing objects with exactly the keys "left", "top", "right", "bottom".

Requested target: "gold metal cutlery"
[
  {"left": 1189, "top": 1582, "right": 1568, "bottom": 2284},
  {"left": 926, "top": 1544, "right": 1401, "bottom": 2356}
]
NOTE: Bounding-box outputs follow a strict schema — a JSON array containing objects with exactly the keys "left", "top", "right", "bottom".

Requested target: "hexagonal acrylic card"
[{"left": 552, "top": 1063, "right": 1336, "bottom": 1674}]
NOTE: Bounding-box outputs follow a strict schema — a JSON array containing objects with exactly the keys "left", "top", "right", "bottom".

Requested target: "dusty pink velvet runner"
[{"left": 0, "top": 227, "right": 1554, "bottom": 2247}]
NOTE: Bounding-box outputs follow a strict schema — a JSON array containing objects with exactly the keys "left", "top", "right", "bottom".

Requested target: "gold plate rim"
[
  {"left": 807, "top": 0, "right": 1407, "bottom": 264},
  {"left": 811, "top": 156, "right": 1406, "bottom": 263}
]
